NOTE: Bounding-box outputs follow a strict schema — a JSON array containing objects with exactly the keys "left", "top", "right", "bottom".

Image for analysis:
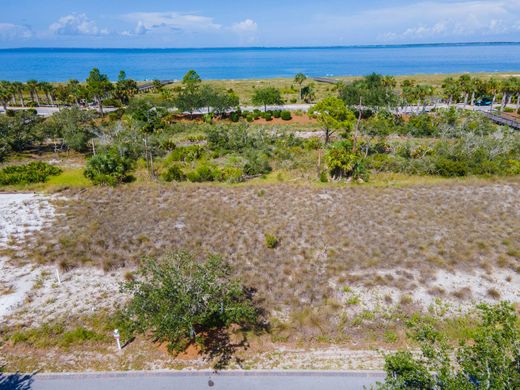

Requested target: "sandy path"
[{"left": 0, "top": 193, "right": 55, "bottom": 320}]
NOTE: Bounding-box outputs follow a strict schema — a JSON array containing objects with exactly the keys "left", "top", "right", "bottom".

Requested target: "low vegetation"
[
  {"left": 0, "top": 162, "right": 62, "bottom": 185},
  {"left": 379, "top": 302, "right": 519, "bottom": 389}
]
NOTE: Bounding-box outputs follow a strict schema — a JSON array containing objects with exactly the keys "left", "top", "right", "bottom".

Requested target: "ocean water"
[{"left": 0, "top": 43, "right": 519, "bottom": 82}]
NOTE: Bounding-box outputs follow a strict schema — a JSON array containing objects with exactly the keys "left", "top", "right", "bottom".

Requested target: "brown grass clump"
[{"left": 21, "top": 182, "right": 520, "bottom": 312}]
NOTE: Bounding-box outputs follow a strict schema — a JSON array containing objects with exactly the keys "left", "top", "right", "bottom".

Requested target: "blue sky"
[{"left": 0, "top": 0, "right": 519, "bottom": 48}]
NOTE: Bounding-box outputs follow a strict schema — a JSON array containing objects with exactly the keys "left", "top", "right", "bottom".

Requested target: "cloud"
[
  {"left": 122, "top": 12, "right": 221, "bottom": 35},
  {"left": 0, "top": 23, "right": 33, "bottom": 40},
  {"left": 49, "top": 13, "right": 108, "bottom": 36},
  {"left": 231, "top": 19, "right": 258, "bottom": 34},
  {"left": 315, "top": 0, "right": 520, "bottom": 43}
]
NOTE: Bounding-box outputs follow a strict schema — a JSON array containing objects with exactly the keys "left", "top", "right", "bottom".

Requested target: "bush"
[
  {"left": 185, "top": 163, "right": 222, "bottom": 182},
  {"left": 230, "top": 112, "right": 240, "bottom": 122},
  {"left": 273, "top": 110, "right": 281, "bottom": 119},
  {"left": 378, "top": 302, "right": 520, "bottom": 389},
  {"left": 165, "top": 145, "right": 205, "bottom": 163},
  {"left": 244, "top": 152, "right": 272, "bottom": 176},
  {"left": 162, "top": 163, "right": 186, "bottom": 182},
  {"left": 265, "top": 234, "right": 279, "bottom": 249},
  {"left": 280, "top": 111, "right": 292, "bottom": 121},
  {"left": 84, "top": 149, "right": 134, "bottom": 186},
  {"left": 0, "top": 162, "right": 62, "bottom": 185},
  {"left": 264, "top": 112, "right": 273, "bottom": 121},
  {"left": 121, "top": 252, "right": 261, "bottom": 356},
  {"left": 326, "top": 143, "right": 369, "bottom": 181}
]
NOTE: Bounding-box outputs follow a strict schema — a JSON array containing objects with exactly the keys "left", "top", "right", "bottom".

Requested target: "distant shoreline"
[{"left": 1, "top": 41, "right": 520, "bottom": 51}]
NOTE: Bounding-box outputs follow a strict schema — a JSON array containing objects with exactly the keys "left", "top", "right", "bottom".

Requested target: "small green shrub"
[
  {"left": 84, "top": 149, "right": 134, "bottom": 186},
  {"left": 264, "top": 113, "right": 273, "bottom": 121},
  {"left": 273, "top": 110, "right": 281, "bottom": 118},
  {"left": 162, "top": 163, "right": 186, "bottom": 182},
  {"left": 265, "top": 234, "right": 279, "bottom": 249},
  {"left": 0, "top": 162, "right": 62, "bottom": 185},
  {"left": 281, "top": 111, "right": 292, "bottom": 121},
  {"left": 319, "top": 171, "right": 328, "bottom": 182}
]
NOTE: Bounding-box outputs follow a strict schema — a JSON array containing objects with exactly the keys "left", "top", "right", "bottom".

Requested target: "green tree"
[
  {"left": 378, "top": 302, "right": 520, "bottom": 389},
  {"left": 26, "top": 79, "right": 40, "bottom": 106},
  {"left": 38, "top": 107, "right": 97, "bottom": 151},
  {"left": 0, "top": 81, "right": 13, "bottom": 111},
  {"left": 114, "top": 70, "right": 138, "bottom": 105},
  {"left": 294, "top": 73, "right": 307, "bottom": 100},
  {"left": 308, "top": 96, "right": 356, "bottom": 144},
  {"left": 121, "top": 252, "right": 260, "bottom": 365},
  {"left": 174, "top": 70, "right": 204, "bottom": 116},
  {"left": 339, "top": 73, "right": 397, "bottom": 109},
  {"left": 251, "top": 87, "right": 283, "bottom": 112},
  {"left": 442, "top": 77, "right": 460, "bottom": 107},
  {"left": 86, "top": 68, "right": 113, "bottom": 113},
  {"left": 301, "top": 83, "right": 316, "bottom": 103}
]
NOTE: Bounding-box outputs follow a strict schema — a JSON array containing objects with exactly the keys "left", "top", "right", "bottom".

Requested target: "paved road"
[
  {"left": 1, "top": 103, "right": 516, "bottom": 117},
  {"left": 0, "top": 370, "right": 385, "bottom": 390}
]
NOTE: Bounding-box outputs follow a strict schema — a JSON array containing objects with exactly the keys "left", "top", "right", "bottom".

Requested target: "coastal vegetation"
[{"left": 1, "top": 69, "right": 519, "bottom": 371}]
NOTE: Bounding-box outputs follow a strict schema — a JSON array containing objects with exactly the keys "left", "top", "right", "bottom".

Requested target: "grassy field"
[{"left": 150, "top": 72, "right": 519, "bottom": 105}]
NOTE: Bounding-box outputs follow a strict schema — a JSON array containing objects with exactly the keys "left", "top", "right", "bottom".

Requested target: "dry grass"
[{"left": 12, "top": 181, "right": 517, "bottom": 314}]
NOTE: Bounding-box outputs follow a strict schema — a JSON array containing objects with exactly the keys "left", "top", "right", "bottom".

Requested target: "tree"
[
  {"left": 308, "top": 96, "right": 356, "bottom": 144},
  {"left": 11, "top": 82, "right": 26, "bottom": 107},
  {"left": 294, "top": 73, "right": 307, "bottom": 100},
  {"left": 251, "top": 87, "right": 283, "bottom": 112},
  {"left": 301, "top": 84, "right": 316, "bottom": 103},
  {"left": 182, "top": 70, "right": 202, "bottom": 91},
  {"left": 442, "top": 77, "right": 460, "bottom": 107},
  {"left": 38, "top": 107, "right": 97, "bottom": 151},
  {"left": 114, "top": 70, "right": 138, "bottom": 105},
  {"left": 85, "top": 68, "right": 113, "bottom": 113},
  {"left": 0, "top": 81, "right": 13, "bottom": 111},
  {"left": 39, "top": 81, "right": 56, "bottom": 106},
  {"left": 339, "top": 73, "right": 398, "bottom": 109},
  {"left": 26, "top": 79, "right": 40, "bottom": 106},
  {"left": 199, "top": 85, "right": 240, "bottom": 115},
  {"left": 378, "top": 302, "right": 520, "bottom": 389},
  {"left": 121, "top": 252, "right": 261, "bottom": 366}
]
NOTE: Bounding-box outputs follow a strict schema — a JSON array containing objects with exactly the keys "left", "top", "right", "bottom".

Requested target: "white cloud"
[
  {"left": 122, "top": 12, "right": 221, "bottom": 35},
  {"left": 231, "top": 19, "right": 258, "bottom": 34},
  {"left": 0, "top": 23, "right": 33, "bottom": 40},
  {"left": 49, "top": 14, "right": 108, "bottom": 36},
  {"left": 315, "top": 0, "right": 520, "bottom": 43}
]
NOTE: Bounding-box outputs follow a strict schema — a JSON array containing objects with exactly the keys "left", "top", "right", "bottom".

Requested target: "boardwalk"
[{"left": 482, "top": 111, "right": 520, "bottom": 130}]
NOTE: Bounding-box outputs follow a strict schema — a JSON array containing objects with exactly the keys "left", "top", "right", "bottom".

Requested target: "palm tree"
[
  {"left": 294, "top": 73, "right": 307, "bottom": 100},
  {"left": 457, "top": 75, "right": 473, "bottom": 108},
  {"left": 26, "top": 79, "right": 40, "bottom": 106},
  {"left": 66, "top": 79, "right": 82, "bottom": 106},
  {"left": 39, "top": 81, "right": 56, "bottom": 106},
  {"left": 0, "top": 81, "right": 13, "bottom": 111},
  {"left": 12, "top": 81, "right": 26, "bottom": 107},
  {"left": 485, "top": 78, "right": 500, "bottom": 111},
  {"left": 442, "top": 77, "right": 459, "bottom": 107}
]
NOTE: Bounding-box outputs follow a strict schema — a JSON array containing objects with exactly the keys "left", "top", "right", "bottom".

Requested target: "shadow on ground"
[{"left": 0, "top": 373, "right": 35, "bottom": 390}]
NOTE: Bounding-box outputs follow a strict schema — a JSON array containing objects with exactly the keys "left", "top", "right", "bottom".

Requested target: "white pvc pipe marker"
[{"left": 113, "top": 329, "right": 121, "bottom": 351}]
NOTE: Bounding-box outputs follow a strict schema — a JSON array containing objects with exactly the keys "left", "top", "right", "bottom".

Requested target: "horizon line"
[{"left": 1, "top": 41, "right": 520, "bottom": 51}]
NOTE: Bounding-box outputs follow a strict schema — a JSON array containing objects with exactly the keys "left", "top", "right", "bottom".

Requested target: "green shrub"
[
  {"left": 0, "top": 162, "right": 62, "bottom": 185},
  {"left": 244, "top": 152, "right": 272, "bottom": 176},
  {"left": 273, "top": 110, "right": 281, "bottom": 118},
  {"left": 290, "top": 98, "right": 297, "bottom": 104},
  {"left": 265, "top": 234, "right": 279, "bottom": 249},
  {"left": 280, "top": 111, "right": 292, "bottom": 121},
  {"left": 84, "top": 149, "right": 134, "bottom": 186},
  {"left": 319, "top": 171, "right": 328, "bottom": 183},
  {"left": 165, "top": 145, "right": 205, "bottom": 163},
  {"left": 264, "top": 113, "right": 273, "bottom": 121},
  {"left": 230, "top": 112, "right": 240, "bottom": 122},
  {"left": 60, "top": 327, "right": 105, "bottom": 347},
  {"left": 326, "top": 143, "right": 369, "bottom": 181},
  {"left": 246, "top": 114, "right": 254, "bottom": 123},
  {"left": 185, "top": 163, "right": 223, "bottom": 182},
  {"left": 162, "top": 163, "right": 186, "bottom": 182},
  {"left": 121, "top": 252, "right": 261, "bottom": 358}
]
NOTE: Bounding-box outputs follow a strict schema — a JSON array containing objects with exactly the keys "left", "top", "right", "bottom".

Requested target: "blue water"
[{"left": 0, "top": 43, "right": 519, "bottom": 82}]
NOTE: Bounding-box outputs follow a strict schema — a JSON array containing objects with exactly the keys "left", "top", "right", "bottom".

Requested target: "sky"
[{"left": 0, "top": 0, "right": 519, "bottom": 48}]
